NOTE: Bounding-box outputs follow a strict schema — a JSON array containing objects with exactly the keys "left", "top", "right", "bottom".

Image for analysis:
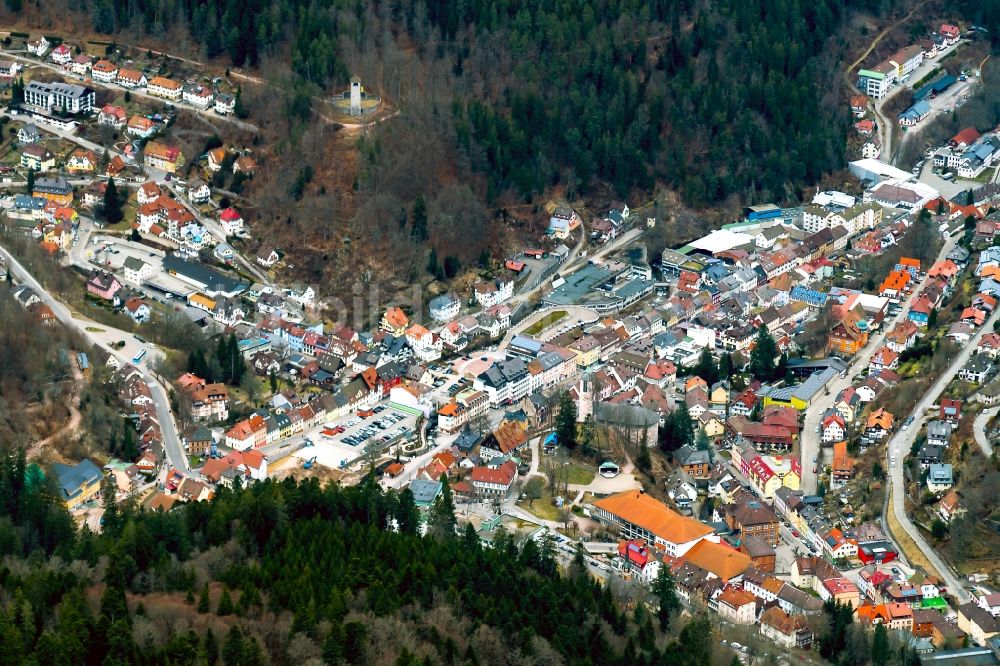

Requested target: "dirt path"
[{"left": 26, "top": 358, "right": 84, "bottom": 460}]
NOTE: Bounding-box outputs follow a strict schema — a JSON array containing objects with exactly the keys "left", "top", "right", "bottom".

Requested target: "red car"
[{"left": 792, "top": 530, "right": 800, "bottom": 538}]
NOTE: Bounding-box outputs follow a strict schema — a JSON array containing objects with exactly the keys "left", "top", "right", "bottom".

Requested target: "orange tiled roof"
[
  {"left": 682, "top": 540, "right": 752, "bottom": 581},
  {"left": 594, "top": 490, "right": 714, "bottom": 546}
]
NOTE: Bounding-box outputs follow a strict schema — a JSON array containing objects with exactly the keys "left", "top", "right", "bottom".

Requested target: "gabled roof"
[{"left": 594, "top": 490, "right": 713, "bottom": 545}]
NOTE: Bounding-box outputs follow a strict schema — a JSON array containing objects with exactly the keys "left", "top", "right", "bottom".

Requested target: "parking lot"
[{"left": 293, "top": 404, "right": 420, "bottom": 470}]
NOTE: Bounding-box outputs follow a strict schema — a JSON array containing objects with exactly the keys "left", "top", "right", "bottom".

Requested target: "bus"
[{"left": 132, "top": 349, "right": 147, "bottom": 365}]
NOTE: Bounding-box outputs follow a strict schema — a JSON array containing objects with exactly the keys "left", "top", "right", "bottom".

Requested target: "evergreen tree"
[
  {"left": 427, "top": 476, "right": 457, "bottom": 540},
  {"left": 269, "top": 370, "right": 278, "bottom": 395},
  {"left": 695, "top": 428, "right": 709, "bottom": 451},
  {"left": 203, "top": 627, "right": 219, "bottom": 663},
  {"left": 25, "top": 168, "right": 33, "bottom": 195},
  {"left": 442, "top": 255, "right": 461, "bottom": 279},
  {"left": 579, "top": 414, "right": 595, "bottom": 456},
  {"left": 197, "top": 584, "right": 210, "bottom": 614},
  {"left": 635, "top": 433, "right": 651, "bottom": 472},
  {"left": 103, "top": 177, "right": 123, "bottom": 224},
  {"left": 555, "top": 392, "right": 578, "bottom": 449},
  {"left": 693, "top": 348, "right": 718, "bottom": 385},
  {"left": 395, "top": 488, "right": 420, "bottom": 535},
  {"left": 101, "top": 476, "right": 119, "bottom": 537},
  {"left": 718, "top": 352, "right": 733, "bottom": 381},
  {"left": 222, "top": 626, "right": 245, "bottom": 666},
  {"left": 234, "top": 85, "right": 248, "bottom": 119},
  {"left": 651, "top": 567, "right": 680, "bottom": 630},
  {"left": 427, "top": 247, "right": 441, "bottom": 278},
  {"left": 216, "top": 587, "right": 234, "bottom": 616},
  {"left": 749, "top": 325, "right": 779, "bottom": 382},
  {"left": 411, "top": 194, "right": 428, "bottom": 242},
  {"left": 871, "top": 623, "right": 889, "bottom": 666}
]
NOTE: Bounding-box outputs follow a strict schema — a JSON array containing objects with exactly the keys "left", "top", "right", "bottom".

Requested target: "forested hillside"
[
  {"left": 79, "top": 0, "right": 859, "bottom": 209},
  {"left": 0, "top": 453, "right": 719, "bottom": 665}
]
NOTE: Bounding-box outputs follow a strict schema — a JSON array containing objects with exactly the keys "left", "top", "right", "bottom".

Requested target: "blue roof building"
[
  {"left": 52, "top": 459, "right": 103, "bottom": 508},
  {"left": 789, "top": 285, "right": 829, "bottom": 307},
  {"left": 913, "top": 74, "right": 956, "bottom": 101},
  {"left": 898, "top": 100, "right": 931, "bottom": 125}
]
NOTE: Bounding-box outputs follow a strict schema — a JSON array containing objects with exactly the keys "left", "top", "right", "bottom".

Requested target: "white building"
[
  {"left": 473, "top": 278, "right": 513, "bottom": 308},
  {"left": 23, "top": 80, "right": 95, "bottom": 114}
]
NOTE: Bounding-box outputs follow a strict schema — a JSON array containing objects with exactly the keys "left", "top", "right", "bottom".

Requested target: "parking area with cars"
[{"left": 293, "top": 403, "right": 421, "bottom": 470}]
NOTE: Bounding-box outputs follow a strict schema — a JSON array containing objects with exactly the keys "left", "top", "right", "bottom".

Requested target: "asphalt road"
[
  {"left": 0, "top": 244, "right": 189, "bottom": 473},
  {"left": 973, "top": 405, "right": 998, "bottom": 458},
  {"left": 800, "top": 233, "right": 960, "bottom": 493},
  {"left": 871, "top": 40, "right": 966, "bottom": 163},
  {"left": 883, "top": 305, "right": 1000, "bottom": 605}
]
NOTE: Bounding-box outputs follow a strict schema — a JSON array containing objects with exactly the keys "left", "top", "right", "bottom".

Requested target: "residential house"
[
  {"left": 381, "top": 307, "right": 409, "bottom": 335},
  {"left": 17, "top": 124, "right": 42, "bottom": 145},
  {"left": 616, "top": 539, "right": 661, "bottom": 583},
  {"left": 91, "top": 59, "right": 118, "bottom": 82},
  {"left": 760, "top": 608, "right": 813, "bottom": 650},
  {"left": 66, "top": 148, "right": 98, "bottom": 174},
  {"left": 187, "top": 178, "right": 211, "bottom": 204},
  {"left": 926, "top": 464, "right": 954, "bottom": 494},
  {"left": 865, "top": 408, "right": 894, "bottom": 441},
  {"left": 219, "top": 207, "right": 244, "bottom": 235},
  {"left": 940, "top": 398, "right": 961, "bottom": 422},
  {"left": 256, "top": 246, "right": 279, "bottom": 268},
  {"left": 214, "top": 93, "right": 236, "bottom": 115},
  {"left": 143, "top": 141, "right": 183, "bottom": 173},
  {"left": 147, "top": 76, "right": 182, "bottom": 101},
  {"left": 473, "top": 277, "right": 514, "bottom": 308},
  {"left": 715, "top": 586, "right": 757, "bottom": 625},
  {"left": 822, "top": 412, "right": 846, "bottom": 442},
  {"left": 959, "top": 353, "right": 993, "bottom": 384},
  {"left": 207, "top": 147, "right": 227, "bottom": 172},
  {"left": 26, "top": 36, "right": 50, "bottom": 56},
  {"left": 123, "top": 297, "right": 151, "bottom": 323},
  {"left": 21, "top": 144, "right": 55, "bottom": 172},
  {"left": 957, "top": 603, "right": 1000, "bottom": 647},
  {"left": 182, "top": 83, "right": 214, "bottom": 108},
  {"left": 86, "top": 271, "right": 122, "bottom": 301},
  {"left": 469, "top": 460, "right": 517, "bottom": 498},
  {"left": 127, "top": 115, "right": 157, "bottom": 138}
]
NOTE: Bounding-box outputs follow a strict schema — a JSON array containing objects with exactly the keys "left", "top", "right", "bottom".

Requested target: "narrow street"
[
  {"left": 0, "top": 244, "right": 190, "bottom": 473},
  {"left": 800, "top": 233, "right": 960, "bottom": 494},
  {"left": 883, "top": 306, "right": 1000, "bottom": 604},
  {"left": 973, "top": 406, "right": 998, "bottom": 458}
]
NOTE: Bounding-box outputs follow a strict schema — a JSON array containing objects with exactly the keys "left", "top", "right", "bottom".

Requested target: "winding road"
[
  {"left": 882, "top": 306, "right": 1000, "bottom": 604},
  {"left": 973, "top": 405, "right": 998, "bottom": 458},
  {"left": 0, "top": 245, "right": 189, "bottom": 474}
]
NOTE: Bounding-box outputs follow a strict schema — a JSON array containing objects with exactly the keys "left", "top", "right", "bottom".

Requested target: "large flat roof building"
[{"left": 592, "top": 490, "right": 714, "bottom": 558}]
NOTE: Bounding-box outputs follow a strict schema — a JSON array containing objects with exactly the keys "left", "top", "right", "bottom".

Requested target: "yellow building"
[
  {"left": 53, "top": 460, "right": 103, "bottom": 508},
  {"left": 569, "top": 336, "right": 600, "bottom": 368}
]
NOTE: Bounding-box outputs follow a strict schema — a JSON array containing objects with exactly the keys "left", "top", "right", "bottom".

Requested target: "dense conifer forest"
[
  {"left": 79, "top": 0, "right": 863, "bottom": 206},
  {"left": 0, "top": 451, "right": 721, "bottom": 664}
]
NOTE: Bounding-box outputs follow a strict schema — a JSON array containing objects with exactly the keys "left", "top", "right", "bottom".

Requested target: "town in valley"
[{"left": 3, "top": 14, "right": 1000, "bottom": 666}]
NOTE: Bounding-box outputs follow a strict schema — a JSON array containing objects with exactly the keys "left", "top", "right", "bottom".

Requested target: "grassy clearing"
[
  {"left": 565, "top": 462, "right": 596, "bottom": 486},
  {"left": 524, "top": 310, "right": 567, "bottom": 336},
  {"left": 84, "top": 326, "right": 105, "bottom": 333}
]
